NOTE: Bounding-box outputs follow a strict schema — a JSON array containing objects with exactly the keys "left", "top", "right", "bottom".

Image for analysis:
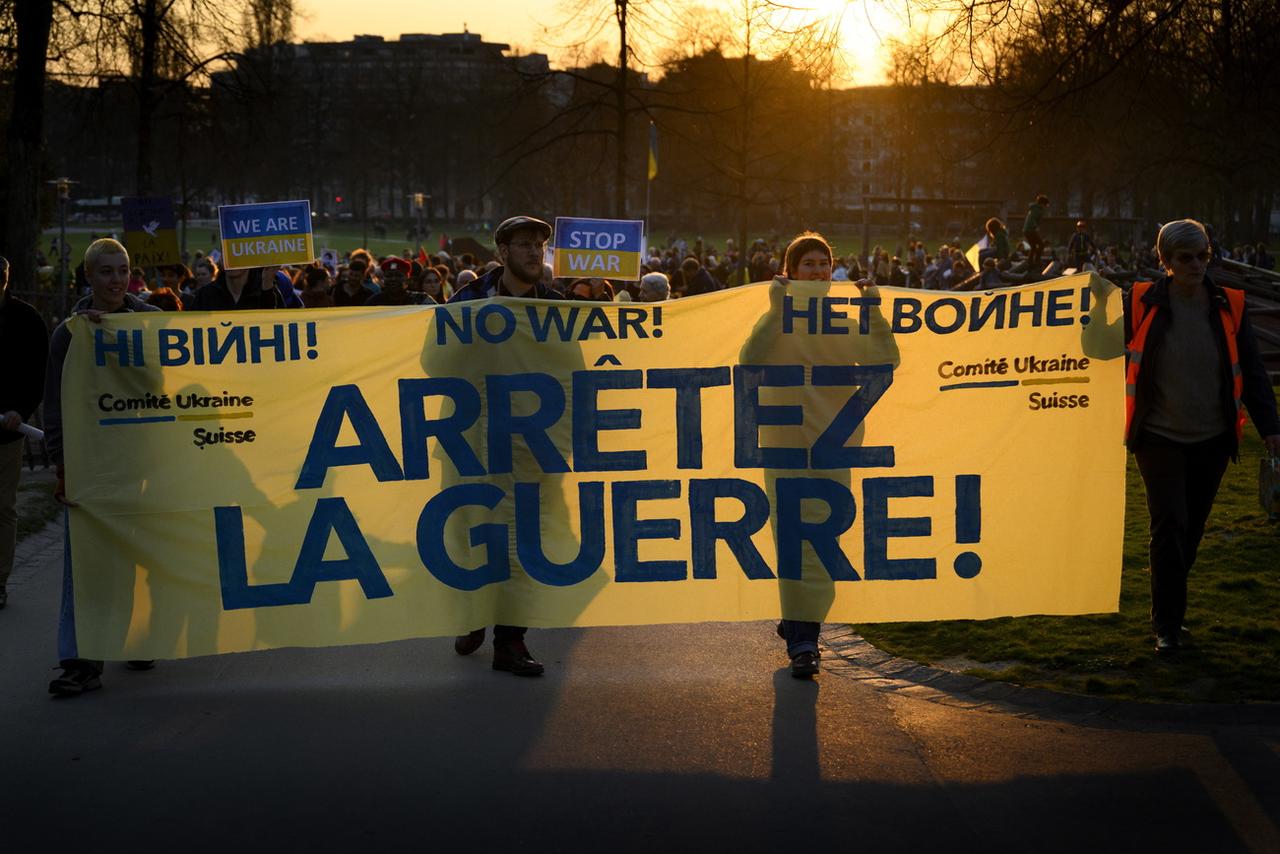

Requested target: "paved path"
[{"left": 2, "top": 518, "right": 1277, "bottom": 852}]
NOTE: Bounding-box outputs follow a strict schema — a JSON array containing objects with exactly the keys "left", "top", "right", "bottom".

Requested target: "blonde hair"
[
  {"left": 1155, "top": 219, "right": 1208, "bottom": 264},
  {"left": 84, "top": 237, "right": 129, "bottom": 269}
]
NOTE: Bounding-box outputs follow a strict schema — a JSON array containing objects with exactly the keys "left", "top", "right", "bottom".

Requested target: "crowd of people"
[
  {"left": 42, "top": 234, "right": 1164, "bottom": 318},
  {"left": 2, "top": 202, "right": 1278, "bottom": 698}
]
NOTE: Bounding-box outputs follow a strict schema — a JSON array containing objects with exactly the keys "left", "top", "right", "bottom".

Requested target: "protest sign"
[
  {"left": 121, "top": 197, "right": 181, "bottom": 267},
  {"left": 320, "top": 248, "right": 338, "bottom": 274},
  {"left": 553, "top": 217, "right": 645, "bottom": 281},
  {"left": 218, "top": 200, "right": 314, "bottom": 269},
  {"left": 60, "top": 274, "right": 1126, "bottom": 660}
]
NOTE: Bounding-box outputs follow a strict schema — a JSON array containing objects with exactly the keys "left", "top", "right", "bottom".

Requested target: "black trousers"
[
  {"left": 1025, "top": 229, "right": 1044, "bottom": 268},
  {"left": 1132, "top": 431, "right": 1232, "bottom": 636}
]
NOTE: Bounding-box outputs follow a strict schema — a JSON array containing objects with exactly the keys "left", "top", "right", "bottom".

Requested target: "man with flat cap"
[
  {"left": 448, "top": 215, "right": 556, "bottom": 676},
  {"left": 450, "top": 216, "right": 556, "bottom": 301}
]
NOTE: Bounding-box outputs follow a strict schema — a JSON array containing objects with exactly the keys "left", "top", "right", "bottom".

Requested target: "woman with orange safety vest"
[{"left": 1125, "top": 219, "right": 1280, "bottom": 654}]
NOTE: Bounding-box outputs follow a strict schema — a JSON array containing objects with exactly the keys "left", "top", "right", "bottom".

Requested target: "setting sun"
[{"left": 295, "top": 0, "right": 921, "bottom": 85}]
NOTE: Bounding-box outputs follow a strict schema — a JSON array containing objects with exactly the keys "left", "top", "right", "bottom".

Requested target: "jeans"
[
  {"left": 1133, "top": 431, "right": 1232, "bottom": 636},
  {"left": 57, "top": 509, "right": 103, "bottom": 673},
  {"left": 0, "top": 441, "right": 22, "bottom": 590},
  {"left": 779, "top": 620, "right": 820, "bottom": 656}
]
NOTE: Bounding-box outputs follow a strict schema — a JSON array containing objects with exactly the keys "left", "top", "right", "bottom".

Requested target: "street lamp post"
[
  {"left": 411, "top": 192, "right": 430, "bottom": 257},
  {"left": 48, "top": 177, "right": 76, "bottom": 319}
]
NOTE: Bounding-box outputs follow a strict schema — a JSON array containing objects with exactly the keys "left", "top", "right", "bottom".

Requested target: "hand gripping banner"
[{"left": 61, "top": 274, "right": 1127, "bottom": 659}]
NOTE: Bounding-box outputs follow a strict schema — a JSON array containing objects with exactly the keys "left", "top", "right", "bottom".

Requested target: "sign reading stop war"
[
  {"left": 219, "top": 200, "right": 315, "bottom": 270},
  {"left": 553, "top": 217, "right": 645, "bottom": 281}
]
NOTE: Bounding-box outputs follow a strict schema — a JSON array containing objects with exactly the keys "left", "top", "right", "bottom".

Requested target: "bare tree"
[
  {"left": 898, "top": 0, "right": 1280, "bottom": 240},
  {"left": 1, "top": 0, "right": 54, "bottom": 296}
]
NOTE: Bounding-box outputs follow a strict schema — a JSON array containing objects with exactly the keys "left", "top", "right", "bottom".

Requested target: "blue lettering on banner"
[
  {"left": 775, "top": 287, "right": 1089, "bottom": 336},
  {"left": 216, "top": 498, "right": 393, "bottom": 609},
  {"left": 863, "top": 476, "right": 936, "bottom": 581},
  {"left": 613, "top": 480, "right": 685, "bottom": 582},
  {"left": 94, "top": 322, "right": 321, "bottom": 368},
  {"left": 688, "top": 478, "right": 774, "bottom": 580},
  {"left": 417, "top": 484, "right": 509, "bottom": 591},
  {"left": 206, "top": 368, "right": 994, "bottom": 604},
  {"left": 515, "top": 482, "right": 605, "bottom": 586}
]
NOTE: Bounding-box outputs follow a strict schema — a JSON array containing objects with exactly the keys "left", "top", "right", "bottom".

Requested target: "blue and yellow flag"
[
  {"left": 122, "top": 197, "right": 181, "bottom": 267},
  {"left": 219, "top": 200, "right": 315, "bottom": 270},
  {"left": 648, "top": 122, "right": 659, "bottom": 181}
]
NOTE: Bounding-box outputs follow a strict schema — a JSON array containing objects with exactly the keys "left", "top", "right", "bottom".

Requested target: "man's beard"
[{"left": 507, "top": 258, "right": 541, "bottom": 285}]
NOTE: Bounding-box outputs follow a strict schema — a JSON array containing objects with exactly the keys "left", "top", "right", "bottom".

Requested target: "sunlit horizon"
[{"left": 295, "top": 0, "right": 927, "bottom": 86}]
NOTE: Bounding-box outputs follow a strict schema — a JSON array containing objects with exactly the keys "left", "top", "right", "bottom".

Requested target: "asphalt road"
[{"left": 2, "top": 518, "right": 1277, "bottom": 853}]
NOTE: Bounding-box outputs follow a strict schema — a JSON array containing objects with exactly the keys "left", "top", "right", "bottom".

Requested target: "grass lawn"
[{"left": 855, "top": 430, "right": 1280, "bottom": 704}]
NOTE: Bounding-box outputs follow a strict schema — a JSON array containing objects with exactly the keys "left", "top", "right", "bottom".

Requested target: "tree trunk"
[
  {"left": 614, "top": 0, "right": 628, "bottom": 218},
  {"left": 2, "top": 0, "right": 54, "bottom": 298},
  {"left": 737, "top": 40, "right": 752, "bottom": 281},
  {"left": 1256, "top": 188, "right": 1273, "bottom": 242},
  {"left": 135, "top": 0, "right": 161, "bottom": 194}
]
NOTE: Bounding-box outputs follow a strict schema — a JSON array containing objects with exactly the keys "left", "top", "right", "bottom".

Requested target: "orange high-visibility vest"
[{"left": 1125, "top": 280, "right": 1247, "bottom": 443}]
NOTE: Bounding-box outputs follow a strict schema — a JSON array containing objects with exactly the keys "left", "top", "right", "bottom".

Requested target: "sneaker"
[
  {"left": 125, "top": 660, "right": 155, "bottom": 671},
  {"left": 790, "top": 650, "right": 821, "bottom": 678},
  {"left": 454, "top": 628, "right": 485, "bottom": 656},
  {"left": 492, "top": 640, "right": 545, "bottom": 677},
  {"left": 49, "top": 661, "right": 102, "bottom": 696},
  {"left": 1155, "top": 633, "right": 1180, "bottom": 655}
]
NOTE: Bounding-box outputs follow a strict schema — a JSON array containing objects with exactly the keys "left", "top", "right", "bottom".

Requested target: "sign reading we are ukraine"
[
  {"left": 553, "top": 217, "right": 645, "bottom": 281},
  {"left": 219, "top": 200, "right": 315, "bottom": 270}
]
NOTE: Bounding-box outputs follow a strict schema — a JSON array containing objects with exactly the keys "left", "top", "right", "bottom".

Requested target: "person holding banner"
[
  {"left": 1125, "top": 219, "right": 1280, "bottom": 655},
  {"left": 448, "top": 215, "right": 559, "bottom": 677},
  {"left": 742, "top": 233, "right": 899, "bottom": 677},
  {"left": 46, "top": 239, "right": 163, "bottom": 695},
  {"left": 0, "top": 255, "right": 50, "bottom": 611},
  {"left": 190, "top": 265, "right": 287, "bottom": 311}
]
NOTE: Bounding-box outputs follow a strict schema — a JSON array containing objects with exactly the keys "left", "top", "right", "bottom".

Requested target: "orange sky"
[{"left": 296, "top": 0, "right": 924, "bottom": 86}]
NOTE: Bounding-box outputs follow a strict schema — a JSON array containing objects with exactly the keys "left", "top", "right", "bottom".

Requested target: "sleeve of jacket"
[
  {"left": 1237, "top": 306, "right": 1280, "bottom": 437},
  {"left": 43, "top": 321, "right": 72, "bottom": 467},
  {"left": 190, "top": 286, "right": 214, "bottom": 311},
  {"left": 18, "top": 310, "right": 50, "bottom": 419}
]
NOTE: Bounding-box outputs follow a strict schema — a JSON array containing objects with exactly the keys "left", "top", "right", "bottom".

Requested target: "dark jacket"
[
  {"left": 332, "top": 284, "right": 374, "bottom": 307},
  {"left": 1124, "top": 274, "right": 1280, "bottom": 456},
  {"left": 190, "top": 269, "right": 287, "bottom": 311},
  {"left": 678, "top": 267, "right": 720, "bottom": 297},
  {"left": 44, "top": 293, "right": 162, "bottom": 466},
  {"left": 448, "top": 266, "right": 555, "bottom": 302},
  {"left": 366, "top": 289, "right": 423, "bottom": 306},
  {"left": 0, "top": 294, "right": 49, "bottom": 445}
]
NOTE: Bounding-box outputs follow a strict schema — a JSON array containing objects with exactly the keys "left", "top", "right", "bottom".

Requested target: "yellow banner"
[{"left": 62, "top": 274, "right": 1127, "bottom": 660}]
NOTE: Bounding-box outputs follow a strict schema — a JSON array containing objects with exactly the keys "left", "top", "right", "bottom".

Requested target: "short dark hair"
[{"left": 782, "top": 232, "right": 832, "bottom": 278}]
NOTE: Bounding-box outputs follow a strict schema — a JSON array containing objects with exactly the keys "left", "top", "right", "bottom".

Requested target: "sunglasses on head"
[{"left": 1173, "top": 250, "right": 1210, "bottom": 264}]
